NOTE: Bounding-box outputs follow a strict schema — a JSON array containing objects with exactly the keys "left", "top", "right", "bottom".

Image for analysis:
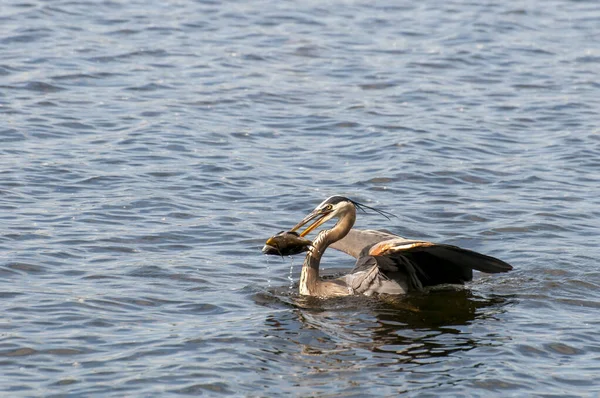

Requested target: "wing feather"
[
  {"left": 346, "top": 256, "right": 409, "bottom": 295},
  {"left": 329, "top": 229, "right": 399, "bottom": 258},
  {"left": 370, "top": 238, "right": 513, "bottom": 274},
  {"left": 338, "top": 230, "right": 512, "bottom": 294}
]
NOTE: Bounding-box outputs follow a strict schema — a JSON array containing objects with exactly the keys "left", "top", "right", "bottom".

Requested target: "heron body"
[{"left": 289, "top": 195, "right": 513, "bottom": 298}]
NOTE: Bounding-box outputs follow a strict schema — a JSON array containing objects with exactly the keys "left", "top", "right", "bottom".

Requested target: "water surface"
[{"left": 1, "top": 0, "right": 600, "bottom": 396}]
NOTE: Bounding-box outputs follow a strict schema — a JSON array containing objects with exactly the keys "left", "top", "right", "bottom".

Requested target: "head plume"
[{"left": 319, "top": 195, "right": 396, "bottom": 220}]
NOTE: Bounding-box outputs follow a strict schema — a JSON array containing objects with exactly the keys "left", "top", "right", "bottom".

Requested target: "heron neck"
[{"left": 299, "top": 209, "right": 356, "bottom": 296}]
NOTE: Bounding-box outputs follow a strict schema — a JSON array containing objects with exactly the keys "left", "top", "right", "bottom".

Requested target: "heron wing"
[
  {"left": 329, "top": 229, "right": 399, "bottom": 258},
  {"left": 351, "top": 238, "right": 512, "bottom": 291},
  {"left": 345, "top": 255, "right": 408, "bottom": 296},
  {"left": 369, "top": 238, "right": 513, "bottom": 274}
]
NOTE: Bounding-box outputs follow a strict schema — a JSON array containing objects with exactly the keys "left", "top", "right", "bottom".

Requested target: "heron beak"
[{"left": 290, "top": 209, "right": 332, "bottom": 237}]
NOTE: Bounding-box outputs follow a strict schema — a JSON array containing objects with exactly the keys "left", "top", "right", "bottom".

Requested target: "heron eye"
[{"left": 324, "top": 204, "right": 333, "bottom": 211}]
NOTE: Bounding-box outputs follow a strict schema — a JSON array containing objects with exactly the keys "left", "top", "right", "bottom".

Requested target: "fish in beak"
[{"left": 262, "top": 231, "right": 312, "bottom": 256}]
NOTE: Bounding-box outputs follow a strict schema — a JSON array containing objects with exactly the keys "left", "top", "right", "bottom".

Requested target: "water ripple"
[{"left": 1, "top": 0, "right": 599, "bottom": 396}]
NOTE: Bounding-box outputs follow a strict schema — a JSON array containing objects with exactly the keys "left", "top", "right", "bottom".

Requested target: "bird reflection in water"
[{"left": 257, "top": 288, "right": 511, "bottom": 365}]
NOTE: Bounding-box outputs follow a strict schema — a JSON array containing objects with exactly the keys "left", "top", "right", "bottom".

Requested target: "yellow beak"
[{"left": 290, "top": 209, "right": 332, "bottom": 237}]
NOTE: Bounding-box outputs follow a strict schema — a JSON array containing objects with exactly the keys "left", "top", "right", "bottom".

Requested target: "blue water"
[{"left": 1, "top": 0, "right": 600, "bottom": 396}]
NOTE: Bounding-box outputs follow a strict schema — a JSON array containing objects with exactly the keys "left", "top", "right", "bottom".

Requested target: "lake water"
[{"left": 1, "top": 0, "right": 600, "bottom": 396}]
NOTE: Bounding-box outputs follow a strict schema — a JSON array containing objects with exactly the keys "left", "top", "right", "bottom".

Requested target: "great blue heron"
[{"left": 284, "top": 195, "right": 513, "bottom": 298}]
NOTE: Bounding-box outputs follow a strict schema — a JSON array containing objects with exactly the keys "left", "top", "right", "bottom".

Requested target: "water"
[{"left": 1, "top": 0, "right": 600, "bottom": 395}]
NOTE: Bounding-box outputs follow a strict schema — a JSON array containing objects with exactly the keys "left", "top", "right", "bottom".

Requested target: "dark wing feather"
[
  {"left": 415, "top": 244, "right": 513, "bottom": 274},
  {"left": 369, "top": 239, "right": 513, "bottom": 273},
  {"left": 354, "top": 239, "right": 513, "bottom": 292},
  {"left": 393, "top": 250, "right": 474, "bottom": 287}
]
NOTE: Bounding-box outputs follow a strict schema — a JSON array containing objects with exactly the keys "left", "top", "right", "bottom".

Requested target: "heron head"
[
  {"left": 290, "top": 195, "right": 395, "bottom": 237},
  {"left": 290, "top": 196, "right": 356, "bottom": 237}
]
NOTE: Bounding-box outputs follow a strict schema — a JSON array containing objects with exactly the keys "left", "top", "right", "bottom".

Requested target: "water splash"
[
  {"left": 288, "top": 256, "right": 295, "bottom": 291},
  {"left": 265, "top": 254, "right": 272, "bottom": 288}
]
